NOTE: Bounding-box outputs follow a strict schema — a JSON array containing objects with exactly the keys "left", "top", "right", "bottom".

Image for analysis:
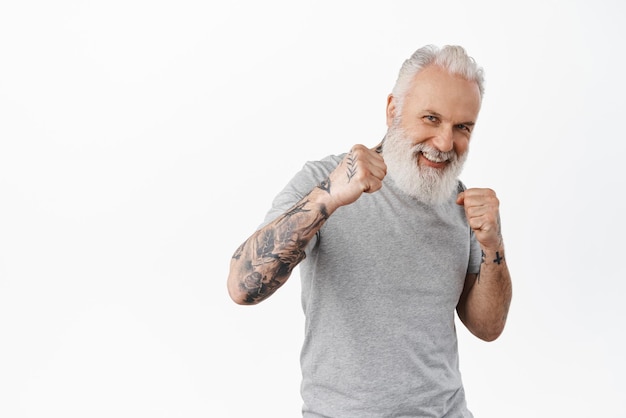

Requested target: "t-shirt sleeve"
[
  {"left": 468, "top": 229, "right": 482, "bottom": 274},
  {"left": 259, "top": 155, "right": 342, "bottom": 227}
]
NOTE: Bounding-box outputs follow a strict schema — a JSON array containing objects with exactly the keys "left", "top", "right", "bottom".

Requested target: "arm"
[
  {"left": 456, "top": 188, "right": 513, "bottom": 341},
  {"left": 227, "top": 144, "right": 386, "bottom": 305}
]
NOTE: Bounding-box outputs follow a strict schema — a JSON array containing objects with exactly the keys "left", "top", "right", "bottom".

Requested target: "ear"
[{"left": 386, "top": 94, "right": 396, "bottom": 127}]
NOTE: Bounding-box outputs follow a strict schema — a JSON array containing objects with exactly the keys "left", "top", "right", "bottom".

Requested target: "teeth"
[{"left": 422, "top": 151, "right": 446, "bottom": 163}]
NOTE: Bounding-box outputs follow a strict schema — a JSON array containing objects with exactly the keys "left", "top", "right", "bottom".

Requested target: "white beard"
[{"left": 382, "top": 123, "right": 468, "bottom": 205}]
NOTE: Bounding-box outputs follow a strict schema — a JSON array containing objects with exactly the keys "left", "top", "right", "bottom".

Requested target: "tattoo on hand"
[
  {"left": 346, "top": 152, "right": 358, "bottom": 182},
  {"left": 318, "top": 178, "right": 331, "bottom": 194}
]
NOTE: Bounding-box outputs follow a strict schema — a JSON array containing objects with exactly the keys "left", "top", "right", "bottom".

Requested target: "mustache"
[
  {"left": 411, "top": 143, "right": 457, "bottom": 162},
  {"left": 382, "top": 126, "right": 457, "bottom": 163}
]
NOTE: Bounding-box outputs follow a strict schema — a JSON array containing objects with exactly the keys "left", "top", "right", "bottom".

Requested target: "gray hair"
[{"left": 391, "top": 45, "right": 485, "bottom": 111}]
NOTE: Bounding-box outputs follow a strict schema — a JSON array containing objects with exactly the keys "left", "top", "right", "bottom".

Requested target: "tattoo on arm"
[
  {"left": 283, "top": 200, "right": 310, "bottom": 218},
  {"left": 480, "top": 249, "right": 505, "bottom": 266},
  {"left": 232, "top": 242, "right": 245, "bottom": 260},
  {"left": 233, "top": 197, "right": 330, "bottom": 304}
]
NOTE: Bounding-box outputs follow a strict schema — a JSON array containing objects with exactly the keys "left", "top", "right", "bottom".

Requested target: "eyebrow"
[{"left": 425, "top": 109, "right": 475, "bottom": 127}]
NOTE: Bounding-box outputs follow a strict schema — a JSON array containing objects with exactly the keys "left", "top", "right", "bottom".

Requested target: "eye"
[
  {"left": 423, "top": 115, "right": 439, "bottom": 123},
  {"left": 455, "top": 123, "right": 471, "bottom": 133}
]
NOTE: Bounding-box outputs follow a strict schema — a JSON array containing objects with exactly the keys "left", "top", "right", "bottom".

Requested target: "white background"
[{"left": 1, "top": 1, "right": 625, "bottom": 417}]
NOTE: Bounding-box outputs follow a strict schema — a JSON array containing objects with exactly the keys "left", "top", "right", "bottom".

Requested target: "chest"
[{"left": 308, "top": 190, "right": 471, "bottom": 307}]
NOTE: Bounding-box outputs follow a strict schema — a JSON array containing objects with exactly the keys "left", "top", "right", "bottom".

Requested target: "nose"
[{"left": 431, "top": 125, "right": 454, "bottom": 153}]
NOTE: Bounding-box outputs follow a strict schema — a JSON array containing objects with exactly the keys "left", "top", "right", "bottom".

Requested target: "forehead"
[{"left": 403, "top": 65, "right": 482, "bottom": 121}]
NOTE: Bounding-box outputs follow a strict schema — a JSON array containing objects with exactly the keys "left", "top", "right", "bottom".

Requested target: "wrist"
[
  {"left": 481, "top": 247, "right": 506, "bottom": 266},
  {"left": 308, "top": 185, "right": 339, "bottom": 216}
]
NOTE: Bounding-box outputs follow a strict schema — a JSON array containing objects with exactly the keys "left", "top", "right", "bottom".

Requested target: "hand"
[
  {"left": 326, "top": 143, "right": 387, "bottom": 208},
  {"left": 456, "top": 188, "right": 503, "bottom": 250}
]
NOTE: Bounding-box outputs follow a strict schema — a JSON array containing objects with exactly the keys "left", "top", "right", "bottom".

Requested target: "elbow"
[
  {"left": 227, "top": 258, "right": 254, "bottom": 305},
  {"left": 227, "top": 273, "right": 248, "bottom": 305},
  {"left": 227, "top": 280, "right": 254, "bottom": 305},
  {"left": 460, "top": 311, "right": 507, "bottom": 342},
  {"left": 458, "top": 298, "right": 511, "bottom": 342},
  {"left": 476, "top": 329, "right": 503, "bottom": 342},
  {"left": 229, "top": 295, "right": 260, "bottom": 306},
  {"left": 472, "top": 320, "right": 506, "bottom": 342},
  {"left": 227, "top": 274, "right": 263, "bottom": 306},
  {"left": 228, "top": 291, "right": 249, "bottom": 306}
]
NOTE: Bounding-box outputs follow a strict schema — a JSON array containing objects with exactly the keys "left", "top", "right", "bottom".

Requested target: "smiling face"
[{"left": 382, "top": 64, "right": 482, "bottom": 203}]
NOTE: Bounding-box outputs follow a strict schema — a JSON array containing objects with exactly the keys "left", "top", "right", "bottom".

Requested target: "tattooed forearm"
[
  {"left": 235, "top": 196, "right": 330, "bottom": 304},
  {"left": 480, "top": 248, "right": 505, "bottom": 266},
  {"left": 232, "top": 241, "right": 245, "bottom": 260},
  {"left": 283, "top": 200, "right": 311, "bottom": 218}
]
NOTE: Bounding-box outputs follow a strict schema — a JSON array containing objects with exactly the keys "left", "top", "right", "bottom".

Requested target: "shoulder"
[
  {"left": 302, "top": 154, "right": 344, "bottom": 174},
  {"left": 260, "top": 153, "right": 344, "bottom": 227},
  {"left": 288, "top": 154, "right": 344, "bottom": 186}
]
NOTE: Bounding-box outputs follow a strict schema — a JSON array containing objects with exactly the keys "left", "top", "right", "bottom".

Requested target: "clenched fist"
[
  {"left": 326, "top": 143, "right": 387, "bottom": 209},
  {"left": 456, "top": 188, "right": 503, "bottom": 251}
]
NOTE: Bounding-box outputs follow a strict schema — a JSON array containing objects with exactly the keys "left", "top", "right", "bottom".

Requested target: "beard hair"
[{"left": 382, "top": 121, "right": 468, "bottom": 205}]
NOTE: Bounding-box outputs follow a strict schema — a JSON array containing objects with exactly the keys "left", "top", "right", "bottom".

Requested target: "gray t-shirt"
[{"left": 263, "top": 154, "right": 482, "bottom": 418}]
